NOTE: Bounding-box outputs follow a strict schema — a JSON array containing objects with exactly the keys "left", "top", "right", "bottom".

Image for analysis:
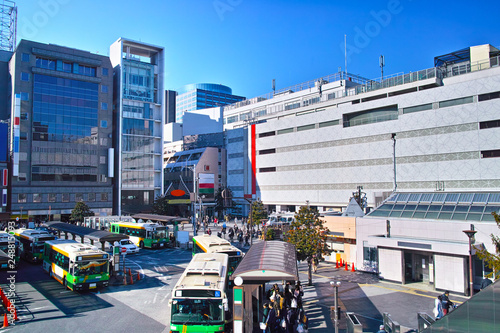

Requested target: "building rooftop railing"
[{"left": 222, "top": 55, "right": 500, "bottom": 120}]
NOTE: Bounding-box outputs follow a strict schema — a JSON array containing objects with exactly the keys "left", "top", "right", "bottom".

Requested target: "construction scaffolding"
[{"left": 0, "top": 1, "right": 16, "bottom": 52}]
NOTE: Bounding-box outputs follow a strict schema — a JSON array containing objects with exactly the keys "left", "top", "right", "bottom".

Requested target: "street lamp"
[
  {"left": 330, "top": 281, "right": 341, "bottom": 333},
  {"left": 463, "top": 229, "right": 477, "bottom": 296}
]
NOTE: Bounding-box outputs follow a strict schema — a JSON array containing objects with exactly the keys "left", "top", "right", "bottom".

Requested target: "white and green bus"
[
  {"left": 10, "top": 228, "right": 56, "bottom": 263},
  {"left": 109, "top": 221, "right": 168, "bottom": 249},
  {"left": 42, "top": 239, "right": 110, "bottom": 291},
  {"left": 0, "top": 231, "right": 19, "bottom": 268},
  {"left": 169, "top": 253, "right": 229, "bottom": 333},
  {"left": 192, "top": 234, "right": 243, "bottom": 276}
]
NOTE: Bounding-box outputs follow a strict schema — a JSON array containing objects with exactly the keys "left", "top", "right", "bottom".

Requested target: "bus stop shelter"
[
  {"left": 132, "top": 214, "right": 190, "bottom": 225},
  {"left": 45, "top": 221, "right": 128, "bottom": 251},
  {"left": 230, "top": 241, "right": 298, "bottom": 333}
]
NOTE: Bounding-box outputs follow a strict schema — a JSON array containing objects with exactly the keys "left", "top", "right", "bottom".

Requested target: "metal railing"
[
  {"left": 223, "top": 55, "right": 500, "bottom": 125},
  {"left": 417, "top": 312, "right": 435, "bottom": 332},
  {"left": 346, "top": 312, "right": 363, "bottom": 333},
  {"left": 383, "top": 312, "right": 401, "bottom": 333}
]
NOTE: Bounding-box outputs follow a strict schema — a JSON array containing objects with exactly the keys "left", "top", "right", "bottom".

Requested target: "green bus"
[
  {"left": 109, "top": 221, "right": 168, "bottom": 249},
  {"left": 10, "top": 228, "right": 56, "bottom": 263},
  {"left": 42, "top": 239, "right": 110, "bottom": 291},
  {"left": 192, "top": 234, "right": 243, "bottom": 276},
  {"left": 169, "top": 252, "right": 230, "bottom": 333},
  {"left": 0, "top": 231, "right": 19, "bottom": 269}
]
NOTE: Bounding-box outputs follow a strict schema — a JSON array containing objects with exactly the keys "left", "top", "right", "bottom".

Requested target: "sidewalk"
[{"left": 297, "top": 260, "right": 469, "bottom": 332}]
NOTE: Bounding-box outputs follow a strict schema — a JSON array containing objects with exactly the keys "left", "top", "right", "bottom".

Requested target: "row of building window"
[
  {"left": 17, "top": 192, "right": 108, "bottom": 203},
  {"left": 22, "top": 53, "right": 109, "bottom": 77}
]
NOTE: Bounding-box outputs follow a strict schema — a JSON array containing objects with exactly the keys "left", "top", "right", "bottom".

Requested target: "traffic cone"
[
  {"left": 137, "top": 272, "right": 141, "bottom": 281},
  {"left": 3, "top": 313, "right": 8, "bottom": 328},
  {"left": 345, "top": 262, "right": 349, "bottom": 271},
  {"left": 130, "top": 274, "right": 134, "bottom": 285},
  {"left": 13, "top": 307, "right": 18, "bottom": 321},
  {"left": 123, "top": 275, "right": 127, "bottom": 285},
  {"left": 336, "top": 261, "right": 339, "bottom": 269},
  {"left": 352, "top": 263, "right": 356, "bottom": 272}
]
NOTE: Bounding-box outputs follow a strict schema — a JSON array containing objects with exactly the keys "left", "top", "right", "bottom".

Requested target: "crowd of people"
[{"left": 261, "top": 282, "right": 308, "bottom": 332}]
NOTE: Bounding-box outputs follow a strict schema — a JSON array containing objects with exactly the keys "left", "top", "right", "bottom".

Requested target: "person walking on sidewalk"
[
  {"left": 439, "top": 291, "right": 453, "bottom": 315},
  {"left": 377, "top": 325, "right": 387, "bottom": 333}
]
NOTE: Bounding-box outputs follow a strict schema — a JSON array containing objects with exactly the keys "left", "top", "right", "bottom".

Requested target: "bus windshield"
[
  {"left": 34, "top": 241, "right": 47, "bottom": 253},
  {"left": 73, "top": 260, "right": 108, "bottom": 276},
  {"left": 171, "top": 298, "right": 223, "bottom": 325},
  {"left": 152, "top": 228, "right": 166, "bottom": 240},
  {"left": 228, "top": 256, "right": 242, "bottom": 275}
]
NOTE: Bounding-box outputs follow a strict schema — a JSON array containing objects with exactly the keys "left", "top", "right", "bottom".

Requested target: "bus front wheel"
[{"left": 139, "top": 241, "right": 144, "bottom": 249}]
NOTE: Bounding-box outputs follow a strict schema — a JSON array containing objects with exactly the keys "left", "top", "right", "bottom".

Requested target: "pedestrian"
[
  {"left": 377, "top": 324, "right": 387, "bottom": 333},
  {"left": 261, "top": 302, "right": 270, "bottom": 333},
  {"left": 312, "top": 255, "right": 319, "bottom": 273},
  {"left": 207, "top": 228, "right": 212, "bottom": 236},
  {"left": 439, "top": 291, "right": 453, "bottom": 315},
  {"left": 266, "top": 301, "right": 279, "bottom": 332},
  {"left": 433, "top": 296, "right": 443, "bottom": 320}
]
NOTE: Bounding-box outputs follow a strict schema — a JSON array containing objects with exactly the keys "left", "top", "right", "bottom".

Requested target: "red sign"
[
  {"left": 121, "top": 247, "right": 127, "bottom": 254},
  {"left": 171, "top": 189, "right": 186, "bottom": 197},
  {"left": 244, "top": 194, "right": 252, "bottom": 199}
]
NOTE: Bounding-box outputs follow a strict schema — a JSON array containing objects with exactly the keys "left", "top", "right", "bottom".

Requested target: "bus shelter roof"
[
  {"left": 231, "top": 241, "right": 298, "bottom": 283},
  {"left": 45, "top": 221, "right": 128, "bottom": 243},
  {"left": 132, "top": 214, "right": 190, "bottom": 224}
]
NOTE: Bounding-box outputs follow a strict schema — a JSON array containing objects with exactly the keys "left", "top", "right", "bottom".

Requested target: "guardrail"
[
  {"left": 383, "top": 312, "right": 400, "bottom": 333},
  {"left": 417, "top": 312, "right": 435, "bottom": 332}
]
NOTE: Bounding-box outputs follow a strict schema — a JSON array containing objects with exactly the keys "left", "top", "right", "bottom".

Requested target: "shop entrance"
[{"left": 404, "top": 251, "right": 433, "bottom": 285}]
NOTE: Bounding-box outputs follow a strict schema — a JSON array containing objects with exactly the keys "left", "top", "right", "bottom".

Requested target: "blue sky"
[{"left": 17, "top": 0, "right": 500, "bottom": 99}]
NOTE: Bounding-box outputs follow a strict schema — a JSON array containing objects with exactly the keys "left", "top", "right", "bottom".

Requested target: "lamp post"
[
  {"left": 330, "top": 281, "right": 341, "bottom": 333},
  {"left": 463, "top": 229, "right": 477, "bottom": 296}
]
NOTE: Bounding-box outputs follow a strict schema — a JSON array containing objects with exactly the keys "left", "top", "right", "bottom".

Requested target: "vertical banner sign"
[
  {"left": 2, "top": 189, "right": 6, "bottom": 207},
  {"left": 198, "top": 173, "right": 214, "bottom": 197},
  {"left": 12, "top": 94, "right": 21, "bottom": 176},
  {"left": 2, "top": 169, "right": 7, "bottom": 186}
]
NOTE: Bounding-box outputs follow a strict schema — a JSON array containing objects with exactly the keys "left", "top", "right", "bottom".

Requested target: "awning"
[
  {"left": 45, "top": 221, "right": 128, "bottom": 243},
  {"left": 231, "top": 241, "right": 298, "bottom": 283},
  {"left": 132, "top": 214, "right": 190, "bottom": 224}
]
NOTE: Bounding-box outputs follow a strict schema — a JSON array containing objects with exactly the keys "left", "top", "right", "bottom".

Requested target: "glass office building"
[
  {"left": 175, "top": 83, "right": 244, "bottom": 123},
  {"left": 110, "top": 38, "right": 164, "bottom": 215},
  {"left": 8, "top": 40, "right": 114, "bottom": 221}
]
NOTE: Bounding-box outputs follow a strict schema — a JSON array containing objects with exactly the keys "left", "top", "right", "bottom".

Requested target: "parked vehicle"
[{"left": 117, "top": 239, "right": 139, "bottom": 254}]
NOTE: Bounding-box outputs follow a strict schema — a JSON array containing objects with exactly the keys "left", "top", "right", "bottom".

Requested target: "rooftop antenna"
[
  {"left": 344, "top": 34, "right": 347, "bottom": 78},
  {"left": 380, "top": 55, "right": 385, "bottom": 81},
  {"left": 272, "top": 79, "right": 276, "bottom": 95}
]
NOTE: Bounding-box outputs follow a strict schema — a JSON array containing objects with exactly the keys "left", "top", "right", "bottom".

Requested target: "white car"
[{"left": 117, "top": 239, "right": 139, "bottom": 254}]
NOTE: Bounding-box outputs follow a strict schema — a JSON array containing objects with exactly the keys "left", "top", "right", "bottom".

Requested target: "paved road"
[{"left": 1, "top": 221, "right": 470, "bottom": 332}]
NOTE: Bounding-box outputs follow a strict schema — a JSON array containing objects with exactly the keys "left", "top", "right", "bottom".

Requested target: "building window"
[
  {"left": 259, "top": 148, "right": 276, "bottom": 155},
  {"left": 478, "top": 91, "right": 500, "bottom": 102},
  {"left": 62, "top": 193, "right": 69, "bottom": 202},
  {"left": 102, "top": 68, "right": 108, "bottom": 76},
  {"left": 33, "top": 193, "right": 42, "bottom": 203},
  {"left": 277, "top": 128, "right": 294, "bottom": 135},
  {"left": 100, "top": 120, "right": 107, "bottom": 128},
  {"left": 101, "top": 102, "right": 108, "bottom": 110},
  {"left": 439, "top": 96, "right": 473, "bottom": 108},
  {"left": 20, "top": 92, "right": 29, "bottom": 101},
  {"left": 100, "top": 156, "right": 106, "bottom": 164},
  {"left": 297, "top": 124, "right": 315, "bottom": 132},
  {"left": 259, "top": 131, "right": 275, "bottom": 138},
  {"left": 21, "top": 53, "right": 30, "bottom": 62},
  {"left": 100, "top": 193, "right": 108, "bottom": 201},
  {"left": 319, "top": 120, "right": 340, "bottom": 128},
  {"left": 88, "top": 193, "right": 95, "bottom": 202},
  {"left": 259, "top": 167, "right": 276, "bottom": 173},
  {"left": 402, "top": 103, "right": 433, "bottom": 114},
  {"left": 101, "top": 85, "right": 108, "bottom": 93},
  {"left": 343, "top": 105, "right": 398, "bottom": 128},
  {"left": 21, "top": 72, "right": 29, "bottom": 82},
  {"left": 36, "top": 57, "right": 56, "bottom": 70},
  {"left": 480, "top": 119, "right": 500, "bottom": 129},
  {"left": 75, "top": 193, "right": 83, "bottom": 202},
  {"left": 48, "top": 193, "right": 56, "bottom": 203},
  {"left": 18, "top": 193, "right": 27, "bottom": 203},
  {"left": 481, "top": 149, "right": 500, "bottom": 158}
]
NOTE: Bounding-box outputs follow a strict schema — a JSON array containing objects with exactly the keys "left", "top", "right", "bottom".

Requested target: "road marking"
[{"left": 358, "top": 283, "right": 463, "bottom": 304}]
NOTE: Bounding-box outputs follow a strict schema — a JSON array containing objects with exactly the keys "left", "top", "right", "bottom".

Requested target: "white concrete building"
[{"left": 222, "top": 44, "right": 500, "bottom": 214}]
